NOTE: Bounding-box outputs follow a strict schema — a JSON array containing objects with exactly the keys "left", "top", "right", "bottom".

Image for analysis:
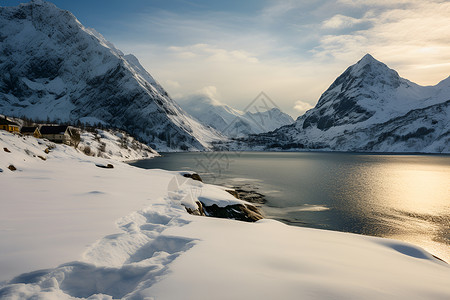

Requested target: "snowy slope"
[
  {"left": 0, "top": 0, "right": 224, "bottom": 151},
  {"left": 179, "top": 94, "right": 294, "bottom": 137},
  {"left": 1, "top": 130, "right": 450, "bottom": 299},
  {"left": 78, "top": 128, "right": 159, "bottom": 161},
  {"left": 240, "top": 54, "right": 449, "bottom": 153},
  {"left": 0, "top": 130, "right": 241, "bottom": 283}
]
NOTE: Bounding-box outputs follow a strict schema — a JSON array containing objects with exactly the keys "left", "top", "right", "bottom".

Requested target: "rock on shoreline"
[{"left": 182, "top": 173, "right": 264, "bottom": 222}]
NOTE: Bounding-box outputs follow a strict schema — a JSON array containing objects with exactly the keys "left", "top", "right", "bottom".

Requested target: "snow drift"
[{"left": 1, "top": 130, "right": 450, "bottom": 299}]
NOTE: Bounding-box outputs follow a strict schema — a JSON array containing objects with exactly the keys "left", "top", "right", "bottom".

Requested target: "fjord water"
[{"left": 131, "top": 152, "right": 450, "bottom": 262}]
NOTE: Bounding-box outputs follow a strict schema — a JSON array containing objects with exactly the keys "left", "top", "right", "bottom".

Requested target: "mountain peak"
[
  {"left": 0, "top": 0, "right": 223, "bottom": 151},
  {"left": 347, "top": 54, "right": 400, "bottom": 85},
  {"left": 315, "top": 53, "right": 402, "bottom": 110},
  {"left": 353, "top": 53, "right": 388, "bottom": 69},
  {"left": 29, "top": 0, "right": 47, "bottom": 4},
  {"left": 21, "top": 0, "right": 56, "bottom": 9},
  {"left": 358, "top": 53, "right": 377, "bottom": 64}
]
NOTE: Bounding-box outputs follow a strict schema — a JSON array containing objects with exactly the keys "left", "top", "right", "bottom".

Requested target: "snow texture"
[
  {"left": 0, "top": 0, "right": 224, "bottom": 151},
  {"left": 236, "top": 54, "right": 450, "bottom": 153},
  {"left": 77, "top": 129, "right": 159, "bottom": 161},
  {"left": 1, "top": 130, "right": 450, "bottom": 299}
]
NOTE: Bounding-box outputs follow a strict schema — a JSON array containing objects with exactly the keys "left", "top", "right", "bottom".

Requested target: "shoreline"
[{"left": 1, "top": 131, "right": 449, "bottom": 299}]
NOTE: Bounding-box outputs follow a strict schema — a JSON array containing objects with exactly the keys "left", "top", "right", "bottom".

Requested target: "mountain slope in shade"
[
  {"left": 238, "top": 54, "right": 449, "bottom": 153},
  {"left": 0, "top": 0, "right": 223, "bottom": 151},
  {"left": 179, "top": 94, "right": 294, "bottom": 137}
]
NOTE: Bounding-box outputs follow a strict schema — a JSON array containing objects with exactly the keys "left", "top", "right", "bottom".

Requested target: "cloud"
[
  {"left": 313, "top": 0, "right": 450, "bottom": 84},
  {"left": 197, "top": 86, "right": 219, "bottom": 99},
  {"left": 337, "top": 0, "right": 418, "bottom": 7},
  {"left": 293, "top": 100, "right": 314, "bottom": 115},
  {"left": 111, "top": 0, "right": 450, "bottom": 117},
  {"left": 322, "top": 14, "right": 364, "bottom": 29},
  {"left": 168, "top": 43, "right": 259, "bottom": 63}
]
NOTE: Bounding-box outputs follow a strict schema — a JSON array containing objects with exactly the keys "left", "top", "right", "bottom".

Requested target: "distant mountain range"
[
  {"left": 0, "top": 0, "right": 223, "bottom": 151},
  {"left": 233, "top": 54, "right": 449, "bottom": 153},
  {"left": 178, "top": 94, "right": 294, "bottom": 138},
  {"left": 0, "top": 1, "right": 448, "bottom": 153}
]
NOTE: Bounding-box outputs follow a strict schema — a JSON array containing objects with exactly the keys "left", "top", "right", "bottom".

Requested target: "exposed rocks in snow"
[
  {"left": 1, "top": 125, "right": 450, "bottom": 299},
  {"left": 0, "top": 0, "right": 224, "bottom": 151},
  {"left": 95, "top": 163, "right": 114, "bottom": 169},
  {"left": 182, "top": 172, "right": 203, "bottom": 182},
  {"left": 230, "top": 188, "right": 266, "bottom": 205},
  {"left": 202, "top": 202, "right": 264, "bottom": 222},
  {"left": 175, "top": 172, "right": 264, "bottom": 222},
  {"left": 7, "top": 164, "right": 15, "bottom": 171},
  {"left": 185, "top": 201, "right": 206, "bottom": 216}
]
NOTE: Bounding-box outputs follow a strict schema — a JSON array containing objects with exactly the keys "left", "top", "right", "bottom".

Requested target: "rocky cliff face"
[
  {"left": 0, "top": 0, "right": 223, "bottom": 151},
  {"left": 238, "top": 54, "right": 450, "bottom": 153}
]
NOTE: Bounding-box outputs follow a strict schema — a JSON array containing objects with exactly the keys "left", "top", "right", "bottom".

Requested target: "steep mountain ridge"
[
  {"left": 0, "top": 0, "right": 223, "bottom": 151},
  {"left": 300, "top": 54, "right": 438, "bottom": 132},
  {"left": 238, "top": 54, "right": 449, "bottom": 153},
  {"left": 179, "top": 94, "right": 294, "bottom": 137}
]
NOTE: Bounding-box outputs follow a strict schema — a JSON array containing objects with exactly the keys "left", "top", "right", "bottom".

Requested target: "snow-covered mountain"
[
  {"left": 178, "top": 94, "right": 294, "bottom": 137},
  {"left": 0, "top": 0, "right": 223, "bottom": 151},
  {"left": 239, "top": 54, "right": 449, "bottom": 153}
]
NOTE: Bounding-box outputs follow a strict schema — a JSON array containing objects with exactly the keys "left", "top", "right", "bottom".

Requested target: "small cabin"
[
  {"left": 39, "top": 125, "right": 80, "bottom": 146},
  {"left": 0, "top": 117, "right": 20, "bottom": 133},
  {"left": 21, "top": 126, "right": 42, "bottom": 138}
]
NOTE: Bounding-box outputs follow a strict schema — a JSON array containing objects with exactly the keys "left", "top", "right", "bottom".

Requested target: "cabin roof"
[
  {"left": 40, "top": 125, "right": 69, "bottom": 135},
  {"left": 21, "top": 126, "right": 39, "bottom": 133},
  {"left": 0, "top": 118, "right": 19, "bottom": 126}
]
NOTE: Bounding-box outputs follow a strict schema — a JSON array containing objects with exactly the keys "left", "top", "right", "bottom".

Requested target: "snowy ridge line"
[
  {"left": 227, "top": 54, "right": 450, "bottom": 153},
  {"left": 178, "top": 93, "right": 294, "bottom": 138},
  {"left": 0, "top": 0, "right": 225, "bottom": 151}
]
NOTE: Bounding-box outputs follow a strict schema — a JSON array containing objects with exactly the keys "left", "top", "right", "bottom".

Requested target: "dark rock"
[
  {"left": 233, "top": 188, "right": 266, "bottom": 204},
  {"left": 3, "top": 147, "right": 10, "bottom": 153},
  {"left": 95, "top": 163, "right": 114, "bottom": 169},
  {"left": 225, "top": 189, "right": 240, "bottom": 199},
  {"left": 201, "top": 203, "right": 264, "bottom": 222},
  {"left": 37, "top": 155, "right": 46, "bottom": 161},
  {"left": 8, "top": 164, "right": 16, "bottom": 171},
  {"left": 184, "top": 201, "right": 206, "bottom": 216},
  {"left": 44, "top": 148, "right": 50, "bottom": 154},
  {"left": 183, "top": 173, "right": 203, "bottom": 182}
]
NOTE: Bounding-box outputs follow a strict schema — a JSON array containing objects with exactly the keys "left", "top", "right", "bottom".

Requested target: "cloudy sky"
[{"left": 5, "top": 0, "right": 450, "bottom": 117}]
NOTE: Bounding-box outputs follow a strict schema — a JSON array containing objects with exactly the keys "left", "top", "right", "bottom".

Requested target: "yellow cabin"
[
  {"left": 21, "top": 126, "right": 42, "bottom": 138},
  {"left": 0, "top": 117, "right": 20, "bottom": 133}
]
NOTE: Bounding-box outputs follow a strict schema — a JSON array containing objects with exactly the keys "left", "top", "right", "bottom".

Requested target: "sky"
[{"left": 4, "top": 0, "right": 450, "bottom": 118}]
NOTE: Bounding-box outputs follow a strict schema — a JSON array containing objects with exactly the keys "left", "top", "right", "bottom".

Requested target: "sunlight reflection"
[{"left": 349, "top": 157, "right": 450, "bottom": 262}]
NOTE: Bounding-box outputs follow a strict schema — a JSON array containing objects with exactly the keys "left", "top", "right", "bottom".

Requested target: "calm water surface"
[{"left": 131, "top": 152, "right": 450, "bottom": 262}]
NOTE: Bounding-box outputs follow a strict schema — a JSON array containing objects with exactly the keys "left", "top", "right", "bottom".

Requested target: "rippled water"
[{"left": 131, "top": 152, "right": 450, "bottom": 262}]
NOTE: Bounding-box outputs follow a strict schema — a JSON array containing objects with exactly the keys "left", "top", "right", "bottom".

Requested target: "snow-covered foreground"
[{"left": 1, "top": 131, "right": 450, "bottom": 299}]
